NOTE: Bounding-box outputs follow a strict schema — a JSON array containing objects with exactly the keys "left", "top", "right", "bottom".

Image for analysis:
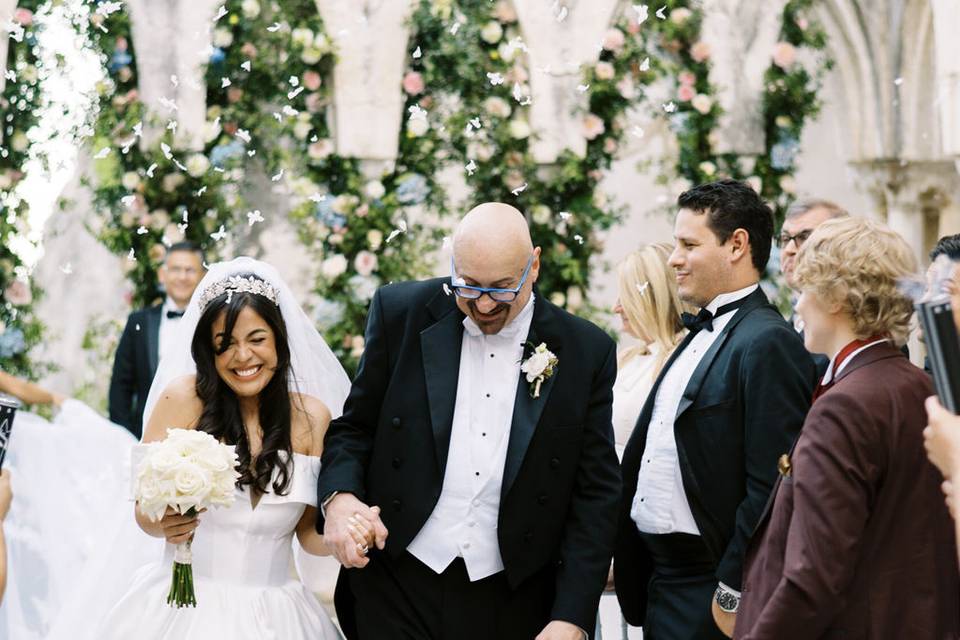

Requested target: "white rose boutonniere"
[{"left": 520, "top": 343, "right": 558, "bottom": 398}]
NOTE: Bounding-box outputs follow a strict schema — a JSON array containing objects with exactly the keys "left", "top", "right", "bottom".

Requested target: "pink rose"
[
  {"left": 679, "top": 71, "right": 696, "bottom": 87},
  {"left": 241, "top": 43, "right": 258, "bottom": 59},
  {"left": 13, "top": 8, "right": 33, "bottom": 26},
  {"left": 354, "top": 203, "right": 369, "bottom": 218},
  {"left": 603, "top": 138, "right": 618, "bottom": 154},
  {"left": 303, "top": 71, "right": 322, "bottom": 91},
  {"left": 797, "top": 17, "right": 809, "bottom": 31},
  {"left": 124, "top": 89, "right": 139, "bottom": 103},
  {"left": 227, "top": 87, "right": 244, "bottom": 103},
  {"left": 627, "top": 20, "right": 640, "bottom": 35},
  {"left": 402, "top": 71, "right": 425, "bottom": 96},
  {"left": 4, "top": 280, "right": 31, "bottom": 306},
  {"left": 595, "top": 62, "right": 615, "bottom": 81},
  {"left": 690, "top": 41, "right": 711, "bottom": 63},
  {"left": 116, "top": 37, "right": 128, "bottom": 51},
  {"left": 305, "top": 92, "right": 324, "bottom": 113},
  {"left": 772, "top": 42, "right": 797, "bottom": 69},
  {"left": 354, "top": 251, "right": 379, "bottom": 276},
  {"left": 678, "top": 84, "right": 696, "bottom": 102},
  {"left": 493, "top": 1, "right": 517, "bottom": 23},
  {"left": 602, "top": 28, "right": 626, "bottom": 52},
  {"left": 582, "top": 114, "right": 606, "bottom": 140}
]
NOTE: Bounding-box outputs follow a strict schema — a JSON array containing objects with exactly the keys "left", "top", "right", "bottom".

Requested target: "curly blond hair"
[{"left": 793, "top": 216, "right": 917, "bottom": 345}]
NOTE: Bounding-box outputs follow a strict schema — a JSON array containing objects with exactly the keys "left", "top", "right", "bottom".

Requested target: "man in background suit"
[
  {"left": 778, "top": 198, "right": 848, "bottom": 376},
  {"left": 615, "top": 180, "right": 816, "bottom": 639},
  {"left": 108, "top": 242, "right": 205, "bottom": 438}
]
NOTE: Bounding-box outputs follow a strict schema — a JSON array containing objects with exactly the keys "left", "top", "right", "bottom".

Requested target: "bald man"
[{"left": 318, "top": 203, "right": 621, "bottom": 640}]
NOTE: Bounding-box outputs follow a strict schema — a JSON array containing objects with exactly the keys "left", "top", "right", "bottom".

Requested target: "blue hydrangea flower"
[
  {"left": 109, "top": 49, "right": 132, "bottom": 73},
  {"left": 210, "top": 140, "right": 245, "bottom": 168},
  {"left": 348, "top": 275, "right": 380, "bottom": 302},
  {"left": 0, "top": 328, "right": 26, "bottom": 358},
  {"left": 314, "top": 199, "right": 347, "bottom": 229},
  {"left": 396, "top": 174, "right": 429, "bottom": 205},
  {"left": 312, "top": 298, "right": 346, "bottom": 328},
  {"left": 209, "top": 47, "right": 226, "bottom": 65},
  {"left": 669, "top": 112, "right": 690, "bottom": 133},
  {"left": 770, "top": 138, "right": 800, "bottom": 171}
]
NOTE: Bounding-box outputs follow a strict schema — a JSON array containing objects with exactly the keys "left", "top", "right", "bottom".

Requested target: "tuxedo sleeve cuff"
[{"left": 718, "top": 581, "right": 741, "bottom": 598}]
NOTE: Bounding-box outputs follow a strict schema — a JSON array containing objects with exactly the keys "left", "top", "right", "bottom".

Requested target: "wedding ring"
[{"left": 357, "top": 542, "right": 369, "bottom": 555}]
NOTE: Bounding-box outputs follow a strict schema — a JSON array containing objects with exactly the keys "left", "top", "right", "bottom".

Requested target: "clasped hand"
[{"left": 323, "top": 493, "right": 389, "bottom": 568}]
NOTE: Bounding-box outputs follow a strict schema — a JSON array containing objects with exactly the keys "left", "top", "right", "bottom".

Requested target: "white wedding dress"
[{"left": 97, "top": 451, "right": 342, "bottom": 639}]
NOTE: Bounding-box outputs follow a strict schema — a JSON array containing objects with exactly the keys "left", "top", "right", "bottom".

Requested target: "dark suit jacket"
[
  {"left": 735, "top": 344, "right": 960, "bottom": 639},
  {"left": 317, "top": 278, "right": 622, "bottom": 632},
  {"left": 108, "top": 304, "right": 162, "bottom": 438},
  {"left": 615, "top": 288, "right": 816, "bottom": 626}
]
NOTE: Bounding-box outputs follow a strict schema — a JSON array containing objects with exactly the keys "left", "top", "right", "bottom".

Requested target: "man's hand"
[
  {"left": 924, "top": 396, "right": 960, "bottom": 478},
  {"left": 711, "top": 599, "right": 736, "bottom": 638},
  {"left": 322, "top": 492, "right": 388, "bottom": 568},
  {"left": 535, "top": 620, "right": 586, "bottom": 640}
]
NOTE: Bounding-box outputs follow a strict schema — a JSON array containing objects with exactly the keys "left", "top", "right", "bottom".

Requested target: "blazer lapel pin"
[{"left": 777, "top": 453, "right": 792, "bottom": 478}]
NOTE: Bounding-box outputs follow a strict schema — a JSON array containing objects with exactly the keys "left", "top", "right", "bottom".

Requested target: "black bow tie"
[
  {"left": 681, "top": 295, "right": 751, "bottom": 334},
  {"left": 166, "top": 310, "right": 185, "bottom": 320}
]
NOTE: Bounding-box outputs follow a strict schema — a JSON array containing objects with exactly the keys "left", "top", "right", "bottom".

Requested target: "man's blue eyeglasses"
[{"left": 449, "top": 254, "right": 534, "bottom": 302}]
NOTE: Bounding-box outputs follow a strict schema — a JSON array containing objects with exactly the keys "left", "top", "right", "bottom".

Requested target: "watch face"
[{"left": 716, "top": 590, "right": 739, "bottom": 613}]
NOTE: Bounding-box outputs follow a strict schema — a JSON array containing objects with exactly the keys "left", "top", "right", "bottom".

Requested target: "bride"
[{"left": 92, "top": 257, "right": 369, "bottom": 638}]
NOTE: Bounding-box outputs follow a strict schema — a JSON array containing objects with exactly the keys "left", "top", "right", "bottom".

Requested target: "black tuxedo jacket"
[
  {"left": 317, "top": 278, "right": 622, "bottom": 631},
  {"left": 614, "top": 288, "right": 816, "bottom": 626},
  {"left": 108, "top": 304, "right": 162, "bottom": 439}
]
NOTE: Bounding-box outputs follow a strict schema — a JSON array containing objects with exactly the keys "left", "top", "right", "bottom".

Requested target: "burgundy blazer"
[{"left": 735, "top": 343, "right": 959, "bottom": 639}]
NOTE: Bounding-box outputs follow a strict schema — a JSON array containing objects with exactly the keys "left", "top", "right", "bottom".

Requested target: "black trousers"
[
  {"left": 338, "top": 551, "right": 555, "bottom": 640},
  {"left": 639, "top": 532, "right": 728, "bottom": 640}
]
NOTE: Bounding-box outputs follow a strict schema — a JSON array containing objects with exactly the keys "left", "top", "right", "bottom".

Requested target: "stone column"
[
  {"left": 313, "top": 0, "right": 416, "bottom": 160},
  {"left": 931, "top": 0, "right": 960, "bottom": 159},
  {"left": 701, "top": 0, "right": 788, "bottom": 155},
  {"left": 512, "top": 0, "right": 620, "bottom": 163}
]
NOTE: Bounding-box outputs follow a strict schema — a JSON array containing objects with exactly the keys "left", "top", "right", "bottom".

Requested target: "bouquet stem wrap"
[{"left": 167, "top": 516, "right": 197, "bottom": 608}]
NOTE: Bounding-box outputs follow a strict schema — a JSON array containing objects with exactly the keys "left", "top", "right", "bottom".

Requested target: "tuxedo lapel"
[
  {"left": 145, "top": 305, "right": 162, "bottom": 377},
  {"left": 502, "top": 297, "right": 562, "bottom": 499},
  {"left": 675, "top": 288, "right": 767, "bottom": 420},
  {"left": 420, "top": 290, "right": 464, "bottom": 477}
]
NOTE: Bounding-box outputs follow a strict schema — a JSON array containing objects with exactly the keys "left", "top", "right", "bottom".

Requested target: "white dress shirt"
[
  {"left": 158, "top": 297, "right": 187, "bottom": 363},
  {"left": 631, "top": 284, "right": 758, "bottom": 535},
  {"left": 408, "top": 295, "right": 535, "bottom": 581},
  {"left": 820, "top": 338, "right": 889, "bottom": 385},
  {"left": 612, "top": 346, "right": 660, "bottom": 460}
]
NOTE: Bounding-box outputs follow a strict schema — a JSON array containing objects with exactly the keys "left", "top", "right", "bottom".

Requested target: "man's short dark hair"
[
  {"left": 677, "top": 179, "right": 775, "bottom": 273},
  {"left": 929, "top": 234, "right": 960, "bottom": 262},
  {"left": 165, "top": 241, "right": 206, "bottom": 265}
]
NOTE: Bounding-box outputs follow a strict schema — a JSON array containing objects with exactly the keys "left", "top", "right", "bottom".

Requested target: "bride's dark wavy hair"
[{"left": 191, "top": 274, "right": 293, "bottom": 495}]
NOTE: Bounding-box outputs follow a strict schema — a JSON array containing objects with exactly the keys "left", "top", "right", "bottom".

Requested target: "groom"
[{"left": 317, "top": 203, "right": 621, "bottom": 640}]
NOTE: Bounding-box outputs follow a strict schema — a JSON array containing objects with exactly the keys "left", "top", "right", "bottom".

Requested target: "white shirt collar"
[
  {"left": 463, "top": 293, "right": 535, "bottom": 339},
  {"left": 162, "top": 297, "right": 187, "bottom": 314},
  {"left": 704, "top": 283, "right": 759, "bottom": 316},
  {"left": 821, "top": 338, "right": 889, "bottom": 385}
]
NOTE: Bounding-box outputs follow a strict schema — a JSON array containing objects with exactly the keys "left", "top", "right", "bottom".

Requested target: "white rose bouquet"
[{"left": 134, "top": 428, "right": 240, "bottom": 607}]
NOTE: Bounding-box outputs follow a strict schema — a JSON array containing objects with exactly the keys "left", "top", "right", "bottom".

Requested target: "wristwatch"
[{"left": 714, "top": 585, "right": 740, "bottom": 613}]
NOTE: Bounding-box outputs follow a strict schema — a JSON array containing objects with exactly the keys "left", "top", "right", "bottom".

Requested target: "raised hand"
[
  {"left": 323, "top": 493, "right": 388, "bottom": 568},
  {"left": 924, "top": 396, "right": 960, "bottom": 478}
]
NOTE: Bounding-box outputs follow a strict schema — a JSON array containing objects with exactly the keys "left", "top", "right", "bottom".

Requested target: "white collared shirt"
[
  {"left": 632, "top": 284, "right": 758, "bottom": 535},
  {"left": 408, "top": 295, "right": 535, "bottom": 581},
  {"left": 820, "top": 338, "right": 889, "bottom": 385},
  {"left": 158, "top": 297, "right": 186, "bottom": 363}
]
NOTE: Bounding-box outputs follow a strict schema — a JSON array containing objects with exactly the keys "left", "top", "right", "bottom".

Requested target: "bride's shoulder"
[
  {"left": 290, "top": 393, "right": 331, "bottom": 457},
  {"left": 143, "top": 376, "right": 203, "bottom": 442}
]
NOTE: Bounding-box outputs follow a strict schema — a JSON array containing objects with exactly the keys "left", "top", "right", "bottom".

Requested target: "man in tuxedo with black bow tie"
[
  {"left": 614, "top": 180, "right": 817, "bottom": 639},
  {"left": 318, "top": 203, "right": 621, "bottom": 640},
  {"left": 108, "top": 242, "right": 205, "bottom": 438}
]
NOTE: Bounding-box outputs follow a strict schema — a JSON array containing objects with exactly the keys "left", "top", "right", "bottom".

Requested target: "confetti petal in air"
[
  {"left": 443, "top": 283, "right": 452, "bottom": 296},
  {"left": 271, "top": 169, "right": 284, "bottom": 182},
  {"left": 577, "top": 84, "right": 590, "bottom": 93},
  {"left": 136, "top": 226, "right": 148, "bottom": 235},
  {"left": 236, "top": 129, "right": 252, "bottom": 143},
  {"left": 636, "top": 281, "right": 650, "bottom": 295},
  {"left": 211, "top": 226, "right": 228, "bottom": 242},
  {"left": 214, "top": 5, "right": 228, "bottom": 21},
  {"left": 94, "top": 147, "right": 111, "bottom": 159},
  {"left": 4, "top": 21, "right": 24, "bottom": 43},
  {"left": 633, "top": 4, "right": 649, "bottom": 24},
  {"left": 288, "top": 87, "right": 305, "bottom": 99},
  {"left": 4, "top": 70, "right": 15, "bottom": 82},
  {"left": 894, "top": 77, "right": 904, "bottom": 86},
  {"left": 247, "top": 210, "right": 264, "bottom": 226},
  {"left": 630, "top": 126, "right": 645, "bottom": 138},
  {"left": 574, "top": 234, "right": 585, "bottom": 244},
  {"left": 511, "top": 183, "right": 528, "bottom": 196},
  {"left": 127, "top": 248, "right": 136, "bottom": 262},
  {"left": 159, "top": 97, "right": 178, "bottom": 112},
  {"left": 267, "top": 22, "right": 281, "bottom": 32},
  {"left": 97, "top": 2, "right": 123, "bottom": 17},
  {"left": 221, "top": 78, "right": 231, "bottom": 88},
  {"left": 413, "top": 46, "right": 422, "bottom": 59},
  {"left": 59, "top": 263, "right": 73, "bottom": 275},
  {"left": 662, "top": 101, "right": 677, "bottom": 113},
  {"left": 196, "top": 186, "right": 207, "bottom": 196},
  {"left": 160, "top": 143, "right": 173, "bottom": 159},
  {"left": 241, "top": 60, "right": 252, "bottom": 72},
  {"left": 465, "top": 160, "right": 477, "bottom": 175},
  {"left": 146, "top": 163, "right": 157, "bottom": 177},
  {"left": 487, "top": 72, "right": 505, "bottom": 86},
  {"left": 449, "top": 22, "right": 461, "bottom": 35},
  {"left": 170, "top": 75, "right": 179, "bottom": 87},
  {"left": 559, "top": 212, "right": 572, "bottom": 221},
  {"left": 639, "top": 57, "right": 650, "bottom": 71},
  {"left": 121, "top": 195, "right": 136, "bottom": 207},
  {"left": 655, "top": 6, "right": 666, "bottom": 19}
]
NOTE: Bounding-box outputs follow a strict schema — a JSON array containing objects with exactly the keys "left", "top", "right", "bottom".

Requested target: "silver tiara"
[{"left": 198, "top": 275, "right": 280, "bottom": 312}]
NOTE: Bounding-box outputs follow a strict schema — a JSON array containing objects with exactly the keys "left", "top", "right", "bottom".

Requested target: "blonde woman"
[
  {"left": 735, "top": 217, "right": 959, "bottom": 639},
  {"left": 611, "top": 243, "right": 688, "bottom": 458}
]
